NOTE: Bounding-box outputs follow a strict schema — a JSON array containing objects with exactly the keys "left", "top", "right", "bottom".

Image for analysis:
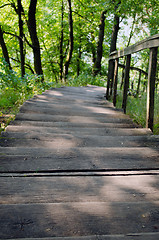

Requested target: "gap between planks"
[{"left": 1, "top": 169, "right": 159, "bottom": 177}]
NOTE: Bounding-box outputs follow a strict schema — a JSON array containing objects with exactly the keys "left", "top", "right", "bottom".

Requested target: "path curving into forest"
[{"left": 0, "top": 86, "right": 159, "bottom": 239}]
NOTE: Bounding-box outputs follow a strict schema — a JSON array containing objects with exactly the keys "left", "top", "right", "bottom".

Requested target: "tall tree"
[
  {"left": 76, "top": 35, "right": 82, "bottom": 76},
  {"left": 28, "top": 0, "right": 44, "bottom": 81},
  {"left": 106, "top": 2, "right": 120, "bottom": 99},
  {"left": 17, "top": 0, "right": 25, "bottom": 77},
  {"left": 93, "top": 10, "right": 107, "bottom": 76},
  {"left": 63, "top": 0, "right": 73, "bottom": 81},
  {"left": 0, "top": 25, "right": 12, "bottom": 70},
  {"left": 59, "top": 0, "right": 64, "bottom": 81}
]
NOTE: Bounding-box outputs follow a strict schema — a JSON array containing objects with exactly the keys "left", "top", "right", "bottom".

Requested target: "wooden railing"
[{"left": 108, "top": 34, "right": 159, "bottom": 132}]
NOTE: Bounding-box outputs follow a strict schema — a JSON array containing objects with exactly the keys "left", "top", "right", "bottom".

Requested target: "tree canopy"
[{"left": 0, "top": 0, "right": 158, "bottom": 82}]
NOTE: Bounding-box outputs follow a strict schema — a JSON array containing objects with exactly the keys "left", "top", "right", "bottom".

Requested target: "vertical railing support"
[
  {"left": 136, "top": 70, "right": 142, "bottom": 96},
  {"left": 106, "top": 60, "right": 114, "bottom": 100},
  {"left": 113, "top": 58, "right": 119, "bottom": 106},
  {"left": 122, "top": 54, "right": 131, "bottom": 113},
  {"left": 146, "top": 47, "right": 158, "bottom": 131}
]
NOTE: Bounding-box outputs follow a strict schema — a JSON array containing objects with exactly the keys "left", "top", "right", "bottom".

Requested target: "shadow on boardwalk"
[{"left": 0, "top": 86, "right": 159, "bottom": 239}]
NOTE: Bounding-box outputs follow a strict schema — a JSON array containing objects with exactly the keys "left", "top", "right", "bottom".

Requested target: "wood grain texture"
[{"left": 0, "top": 86, "right": 159, "bottom": 239}]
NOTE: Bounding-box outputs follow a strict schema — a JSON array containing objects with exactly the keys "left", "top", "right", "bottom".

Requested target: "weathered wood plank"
[
  {"left": 8, "top": 120, "right": 139, "bottom": 129},
  {"left": 1, "top": 175, "right": 159, "bottom": 204},
  {"left": 23, "top": 98, "right": 113, "bottom": 108},
  {"left": 1, "top": 133, "right": 158, "bottom": 148},
  {"left": 109, "top": 34, "right": 159, "bottom": 60},
  {"left": 0, "top": 147, "right": 158, "bottom": 172},
  {"left": 19, "top": 103, "right": 128, "bottom": 116},
  {"left": 0, "top": 202, "right": 159, "bottom": 238},
  {"left": 4, "top": 125, "right": 152, "bottom": 136},
  {"left": 3, "top": 233, "right": 159, "bottom": 240},
  {"left": 14, "top": 113, "right": 132, "bottom": 123}
]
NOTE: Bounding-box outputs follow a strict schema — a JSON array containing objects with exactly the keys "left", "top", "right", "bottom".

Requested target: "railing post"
[
  {"left": 136, "top": 70, "right": 142, "bottom": 96},
  {"left": 113, "top": 58, "right": 119, "bottom": 106},
  {"left": 122, "top": 54, "right": 131, "bottom": 113},
  {"left": 106, "top": 59, "right": 114, "bottom": 100},
  {"left": 146, "top": 47, "right": 158, "bottom": 131}
]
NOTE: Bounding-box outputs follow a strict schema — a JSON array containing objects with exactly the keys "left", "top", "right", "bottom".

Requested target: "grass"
[
  {"left": 115, "top": 91, "right": 159, "bottom": 135},
  {"left": 67, "top": 73, "right": 107, "bottom": 87}
]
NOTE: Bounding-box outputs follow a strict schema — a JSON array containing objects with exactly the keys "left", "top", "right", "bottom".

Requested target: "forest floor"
[{"left": 0, "top": 86, "right": 159, "bottom": 240}]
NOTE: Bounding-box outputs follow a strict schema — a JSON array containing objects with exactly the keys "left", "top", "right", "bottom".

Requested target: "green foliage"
[
  {"left": 0, "top": 88, "right": 21, "bottom": 109},
  {"left": 0, "top": 59, "right": 52, "bottom": 132},
  {"left": 0, "top": 0, "right": 158, "bottom": 81},
  {"left": 67, "top": 73, "right": 107, "bottom": 87},
  {"left": 115, "top": 91, "right": 159, "bottom": 134}
]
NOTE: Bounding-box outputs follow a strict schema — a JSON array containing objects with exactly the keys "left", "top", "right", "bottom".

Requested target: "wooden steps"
[{"left": 0, "top": 86, "right": 159, "bottom": 239}]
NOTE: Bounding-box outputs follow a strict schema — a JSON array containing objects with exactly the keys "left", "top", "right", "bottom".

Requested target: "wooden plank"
[
  {"left": 22, "top": 98, "right": 114, "bottom": 108},
  {"left": 15, "top": 113, "right": 132, "bottom": 123},
  {"left": 146, "top": 47, "right": 158, "bottom": 131},
  {"left": 3, "top": 232, "right": 159, "bottom": 240},
  {"left": 4, "top": 125, "right": 152, "bottom": 136},
  {"left": 0, "top": 147, "right": 159, "bottom": 172},
  {"left": 109, "top": 34, "right": 159, "bottom": 60},
  {"left": 19, "top": 103, "right": 128, "bottom": 117},
  {"left": 1, "top": 133, "right": 158, "bottom": 148},
  {"left": 1, "top": 175, "right": 159, "bottom": 204},
  {"left": 9, "top": 120, "right": 139, "bottom": 128},
  {"left": 0, "top": 201, "right": 159, "bottom": 238}
]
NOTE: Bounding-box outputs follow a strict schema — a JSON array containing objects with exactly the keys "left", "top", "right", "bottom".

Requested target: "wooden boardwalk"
[{"left": 0, "top": 86, "right": 159, "bottom": 240}]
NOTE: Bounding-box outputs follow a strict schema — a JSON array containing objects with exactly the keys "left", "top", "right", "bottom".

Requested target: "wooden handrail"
[
  {"left": 109, "top": 34, "right": 159, "bottom": 60},
  {"left": 108, "top": 34, "right": 159, "bottom": 132}
]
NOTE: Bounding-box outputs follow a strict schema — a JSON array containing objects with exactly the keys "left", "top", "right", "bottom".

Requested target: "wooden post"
[
  {"left": 106, "top": 60, "right": 114, "bottom": 100},
  {"left": 113, "top": 58, "right": 119, "bottom": 106},
  {"left": 122, "top": 54, "right": 131, "bottom": 113},
  {"left": 146, "top": 47, "right": 158, "bottom": 131},
  {"left": 136, "top": 70, "right": 142, "bottom": 96}
]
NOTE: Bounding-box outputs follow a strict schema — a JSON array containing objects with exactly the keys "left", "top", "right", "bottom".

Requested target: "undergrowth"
[
  {"left": 67, "top": 73, "right": 107, "bottom": 87},
  {"left": 0, "top": 59, "right": 53, "bottom": 133},
  {"left": 115, "top": 91, "right": 159, "bottom": 135}
]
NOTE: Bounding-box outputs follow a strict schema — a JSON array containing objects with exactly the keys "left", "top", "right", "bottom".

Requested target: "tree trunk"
[
  {"left": 77, "top": 42, "right": 82, "bottom": 77},
  {"left": 120, "top": 15, "right": 136, "bottom": 90},
  {"left": 17, "top": 0, "right": 25, "bottom": 77},
  {"left": 93, "top": 10, "right": 106, "bottom": 76},
  {"left": 0, "top": 25, "right": 12, "bottom": 70},
  {"left": 106, "top": 12, "right": 120, "bottom": 99},
  {"left": 63, "top": 0, "right": 73, "bottom": 81},
  {"left": 91, "top": 33, "right": 96, "bottom": 64},
  {"left": 60, "top": 0, "right": 64, "bottom": 82},
  {"left": 28, "top": 0, "right": 44, "bottom": 81}
]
